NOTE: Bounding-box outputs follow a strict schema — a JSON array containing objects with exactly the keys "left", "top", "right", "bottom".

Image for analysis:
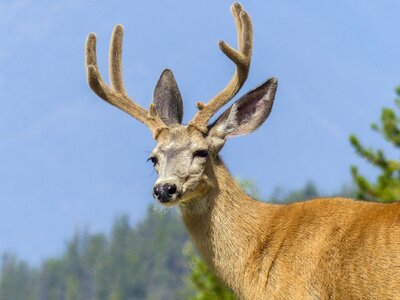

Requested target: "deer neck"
[{"left": 179, "top": 156, "right": 277, "bottom": 290}]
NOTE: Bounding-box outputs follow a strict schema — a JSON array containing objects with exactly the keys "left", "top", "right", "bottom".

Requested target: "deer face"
[
  {"left": 149, "top": 70, "right": 277, "bottom": 205},
  {"left": 149, "top": 126, "right": 212, "bottom": 205}
]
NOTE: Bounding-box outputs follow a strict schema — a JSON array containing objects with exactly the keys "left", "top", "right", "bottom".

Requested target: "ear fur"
[
  {"left": 207, "top": 77, "right": 277, "bottom": 152},
  {"left": 153, "top": 69, "right": 184, "bottom": 125}
]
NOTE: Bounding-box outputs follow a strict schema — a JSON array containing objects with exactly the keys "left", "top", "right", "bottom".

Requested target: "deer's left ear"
[{"left": 207, "top": 78, "right": 277, "bottom": 151}]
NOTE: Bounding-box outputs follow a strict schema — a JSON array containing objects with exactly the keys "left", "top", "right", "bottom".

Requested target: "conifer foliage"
[{"left": 350, "top": 87, "right": 400, "bottom": 202}]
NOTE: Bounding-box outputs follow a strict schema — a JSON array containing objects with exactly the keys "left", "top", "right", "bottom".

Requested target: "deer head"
[{"left": 85, "top": 2, "right": 277, "bottom": 205}]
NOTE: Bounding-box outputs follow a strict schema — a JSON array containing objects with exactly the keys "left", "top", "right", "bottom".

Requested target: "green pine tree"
[
  {"left": 0, "top": 253, "right": 37, "bottom": 300},
  {"left": 350, "top": 86, "right": 400, "bottom": 202}
]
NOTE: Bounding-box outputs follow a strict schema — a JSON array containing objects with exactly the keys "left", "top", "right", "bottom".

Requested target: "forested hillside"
[{"left": 0, "top": 208, "right": 190, "bottom": 300}]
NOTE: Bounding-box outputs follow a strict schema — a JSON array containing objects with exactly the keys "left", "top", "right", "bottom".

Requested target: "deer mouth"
[{"left": 156, "top": 194, "right": 182, "bottom": 207}]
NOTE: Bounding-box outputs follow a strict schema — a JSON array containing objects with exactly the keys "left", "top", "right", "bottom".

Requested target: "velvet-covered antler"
[
  {"left": 85, "top": 25, "right": 167, "bottom": 138},
  {"left": 189, "top": 2, "right": 253, "bottom": 133}
]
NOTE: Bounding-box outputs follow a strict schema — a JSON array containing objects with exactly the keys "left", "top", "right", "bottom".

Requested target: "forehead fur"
[{"left": 156, "top": 125, "right": 206, "bottom": 148}]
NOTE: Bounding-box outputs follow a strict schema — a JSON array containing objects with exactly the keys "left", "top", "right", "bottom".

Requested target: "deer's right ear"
[
  {"left": 153, "top": 69, "right": 184, "bottom": 125},
  {"left": 207, "top": 78, "right": 277, "bottom": 152}
]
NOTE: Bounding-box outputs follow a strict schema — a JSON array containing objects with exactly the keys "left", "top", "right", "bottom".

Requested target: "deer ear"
[
  {"left": 207, "top": 78, "right": 277, "bottom": 151},
  {"left": 153, "top": 69, "right": 184, "bottom": 125}
]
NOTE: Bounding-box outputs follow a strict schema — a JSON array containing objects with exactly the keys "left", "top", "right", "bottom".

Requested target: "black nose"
[{"left": 153, "top": 184, "right": 177, "bottom": 203}]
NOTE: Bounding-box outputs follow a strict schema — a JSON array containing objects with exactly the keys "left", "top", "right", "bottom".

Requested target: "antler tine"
[
  {"left": 109, "top": 25, "right": 126, "bottom": 94},
  {"left": 189, "top": 2, "right": 253, "bottom": 133},
  {"left": 85, "top": 25, "right": 167, "bottom": 138}
]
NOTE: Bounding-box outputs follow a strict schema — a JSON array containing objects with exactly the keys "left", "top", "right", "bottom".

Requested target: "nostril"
[
  {"left": 166, "top": 184, "right": 177, "bottom": 196},
  {"left": 153, "top": 184, "right": 177, "bottom": 202},
  {"left": 153, "top": 186, "right": 160, "bottom": 197}
]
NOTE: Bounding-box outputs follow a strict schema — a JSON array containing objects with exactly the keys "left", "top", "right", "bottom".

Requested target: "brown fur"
[{"left": 180, "top": 154, "right": 400, "bottom": 299}]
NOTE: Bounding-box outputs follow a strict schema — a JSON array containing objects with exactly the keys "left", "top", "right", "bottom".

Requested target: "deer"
[{"left": 85, "top": 2, "right": 400, "bottom": 299}]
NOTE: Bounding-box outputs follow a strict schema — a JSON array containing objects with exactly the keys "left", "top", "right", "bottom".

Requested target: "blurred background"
[{"left": 1, "top": 0, "right": 399, "bottom": 299}]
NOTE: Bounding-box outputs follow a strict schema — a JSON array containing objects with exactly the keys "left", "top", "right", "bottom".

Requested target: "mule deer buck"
[{"left": 85, "top": 2, "right": 400, "bottom": 299}]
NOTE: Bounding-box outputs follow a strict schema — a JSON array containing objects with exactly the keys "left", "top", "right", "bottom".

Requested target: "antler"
[
  {"left": 85, "top": 25, "right": 167, "bottom": 138},
  {"left": 189, "top": 2, "right": 253, "bottom": 133}
]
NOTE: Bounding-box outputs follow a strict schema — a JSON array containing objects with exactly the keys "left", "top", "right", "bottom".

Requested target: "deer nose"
[{"left": 153, "top": 183, "right": 177, "bottom": 203}]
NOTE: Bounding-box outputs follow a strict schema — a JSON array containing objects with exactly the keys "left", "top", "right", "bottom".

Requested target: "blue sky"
[{"left": 1, "top": 0, "right": 399, "bottom": 264}]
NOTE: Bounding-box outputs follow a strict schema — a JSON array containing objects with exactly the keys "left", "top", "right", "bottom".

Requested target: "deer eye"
[
  {"left": 147, "top": 156, "right": 158, "bottom": 166},
  {"left": 193, "top": 149, "right": 208, "bottom": 158}
]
